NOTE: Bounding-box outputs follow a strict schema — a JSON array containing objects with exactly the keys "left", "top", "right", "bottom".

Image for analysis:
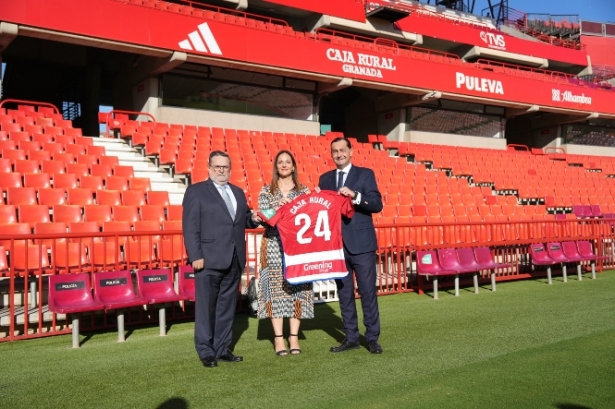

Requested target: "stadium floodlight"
[{"left": 421, "top": 91, "right": 442, "bottom": 100}]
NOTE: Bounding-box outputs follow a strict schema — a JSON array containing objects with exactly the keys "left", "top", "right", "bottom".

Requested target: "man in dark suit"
[
  {"left": 318, "top": 137, "right": 384, "bottom": 354},
  {"left": 182, "top": 151, "right": 261, "bottom": 368}
]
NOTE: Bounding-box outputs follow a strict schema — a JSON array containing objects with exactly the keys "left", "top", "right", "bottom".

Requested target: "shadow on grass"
[
  {"left": 156, "top": 397, "right": 188, "bottom": 409},
  {"left": 554, "top": 404, "right": 593, "bottom": 409},
  {"left": 252, "top": 302, "right": 345, "bottom": 349},
  {"left": 230, "top": 312, "right": 250, "bottom": 351}
]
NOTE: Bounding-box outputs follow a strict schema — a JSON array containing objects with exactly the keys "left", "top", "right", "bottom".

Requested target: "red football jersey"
[{"left": 266, "top": 190, "right": 355, "bottom": 284}]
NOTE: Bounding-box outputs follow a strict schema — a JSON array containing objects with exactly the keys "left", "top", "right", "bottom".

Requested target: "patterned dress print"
[{"left": 257, "top": 184, "right": 314, "bottom": 320}]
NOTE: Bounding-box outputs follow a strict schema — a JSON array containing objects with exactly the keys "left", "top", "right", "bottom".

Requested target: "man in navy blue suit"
[
  {"left": 318, "top": 137, "right": 383, "bottom": 354},
  {"left": 183, "top": 151, "right": 261, "bottom": 368}
]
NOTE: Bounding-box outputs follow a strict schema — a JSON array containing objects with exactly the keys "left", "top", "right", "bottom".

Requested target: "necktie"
[
  {"left": 337, "top": 171, "right": 345, "bottom": 190},
  {"left": 220, "top": 185, "right": 235, "bottom": 219}
]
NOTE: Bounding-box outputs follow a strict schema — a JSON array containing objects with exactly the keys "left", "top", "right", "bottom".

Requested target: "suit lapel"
[
  {"left": 344, "top": 165, "right": 359, "bottom": 190},
  {"left": 205, "top": 179, "right": 234, "bottom": 221},
  {"left": 326, "top": 170, "right": 337, "bottom": 190}
]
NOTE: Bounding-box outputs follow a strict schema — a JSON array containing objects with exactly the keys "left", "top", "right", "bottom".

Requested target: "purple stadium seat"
[
  {"left": 178, "top": 265, "right": 195, "bottom": 302},
  {"left": 473, "top": 246, "right": 513, "bottom": 291},
  {"left": 576, "top": 241, "right": 609, "bottom": 280},
  {"left": 546, "top": 242, "right": 572, "bottom": 283},
  {"left": 438, "top": 248, "right": 479, "bottom": 296},
  {"left": 136, "top": 268, "right": 184, "bottom": 336},
  {"left": 93, "top": 270, "right": 147, "bottom": 342},
  {"left": 561, "top": 241, "right": 587, "bottom": 281},
  {"left": 528, "top": 243, "right": 557, "bottom": 285},
  {"left": 47, "top": 273, "right": 104, "bottom": 348},
  {"left": 455, "top": 247, "right": 483, "bottom": 294},
  {"left": 416, "top": 250, "right": 457, "bottom": 299},
  {"left": 571, "top": 205, "right": 587, "bottom": 219},
  {"left": 590, "top": 205, "right": 603, "bottom": 218}
]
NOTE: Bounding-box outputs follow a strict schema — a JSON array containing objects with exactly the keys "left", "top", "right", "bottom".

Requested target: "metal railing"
[{"left": 1, "top": 218, "right": 612, "bottom": 342}]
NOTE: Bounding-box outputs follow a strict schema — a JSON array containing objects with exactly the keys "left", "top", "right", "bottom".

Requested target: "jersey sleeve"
[{"left": 340, "top": 195, "right": 355, "bottom": 218}]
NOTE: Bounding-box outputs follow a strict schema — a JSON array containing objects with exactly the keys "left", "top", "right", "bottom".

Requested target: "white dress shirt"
[
  {"left": 214, "top": 182, "right": 237, "bottom": 214},
  {"left": 337, "top": 164, "right": 361, "bottom": 204}
]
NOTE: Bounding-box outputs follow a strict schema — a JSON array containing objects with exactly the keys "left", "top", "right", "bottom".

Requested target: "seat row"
[
  {"left": 1, "top": 189, "right": 169, "bottom": 207},
  {"left": 0, "top": 122, "right": 77, "bottom": 136},
  {"left": 0, "top": 204, "right": 182, "bottom": 227},
  {"left": 48, "top": 267, "right": 195, "bottom": 347},
  {"left": 416, "top": 247, "right": 511, "bottom": 299},
  {"left": 529, "top": 241, "right": 607, "bottom": 284},
  {"left": 0, "top": 174, "right": 149, "bottom": 192},
  {"left": 0, "top": 222, "right": 185, "bottom": 274},
  {"left": 1, "top": 153, "right": 116, "bottom": 170}
]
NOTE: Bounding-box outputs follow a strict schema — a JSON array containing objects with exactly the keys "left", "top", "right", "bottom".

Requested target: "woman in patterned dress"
[{"left": 258, "top": 150, "right": 314, "bottom": 356}]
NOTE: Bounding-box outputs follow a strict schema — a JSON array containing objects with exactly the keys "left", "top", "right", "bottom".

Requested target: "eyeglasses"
[{"left": 210, "top": 165, "right": 230, "bottom": 172}]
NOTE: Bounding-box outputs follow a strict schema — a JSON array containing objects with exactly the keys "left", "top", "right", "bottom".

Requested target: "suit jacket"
[
  {"left": 182, "top": 178, "right": 258, "bottom": 270},
  {"left": 318, "top": 165, "right": 383, "bottom": 254}
]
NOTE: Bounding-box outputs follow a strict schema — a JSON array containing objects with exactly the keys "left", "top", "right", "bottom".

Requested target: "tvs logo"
[
  {"left": 178, "top": 22, "right": 222, "bottom": 55},
  {"left": 479, "top": 31, "right": 506, "bottom": 50},
  {"left": 551, "top": 89, "right": 592, "bottom": 105}
]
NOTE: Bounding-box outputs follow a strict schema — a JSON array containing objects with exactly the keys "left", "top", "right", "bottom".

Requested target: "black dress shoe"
[
  {"left": 218, "top": 350, "right": 243, "bottom": 362},
  {"left": 330, "top": 339, "right": 360, "bottom": 353},
  {"left": 201, "top": 357, "right": 218, "bottom": 368},
  {"left": 368, "top": 341, "right": 383, "bottom": 354}
]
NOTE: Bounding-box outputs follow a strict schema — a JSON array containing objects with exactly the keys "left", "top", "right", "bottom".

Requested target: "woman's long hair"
[{"left": 269, "top": 150, "right": 301, "bottom": 195}]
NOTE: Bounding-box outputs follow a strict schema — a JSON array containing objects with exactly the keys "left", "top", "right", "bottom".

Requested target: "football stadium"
[{"left": 1, "top": 0, "right": 615, "bottom": 407}]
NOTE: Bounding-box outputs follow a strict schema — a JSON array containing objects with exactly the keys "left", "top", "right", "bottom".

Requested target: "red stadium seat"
[
  {"left": 7, "top": 187, "right": 38, "bottom": 206},
  {"left": 38, "top": 188, "right": 67, "bottom": 206},
  {"left": 0, "top": 222, "right": 31, "bottom": 247},
  {"left": 53, "top": 205, "right": 82, "bottom": 224},
  {"left": 0, "top": 158, "right": 12, "bottom": 173},
  {"left": 0, "top": 173, "right": 23, "bottom": 189},
  {"left": 65, "top": 163, "right": 90, "bottom": 177},
  {"left": 67, "top": 188, "right": 95, "bottom": 206},
  {"left": 102, "top": 221, "right": 132, "bottom": 246},
  {"left": 3, "top": 150, "right": 27, "bottom": 164},
  {"left": 50, "top": 242, "right": 88, "bottom": 274},
  {"left": 53, "top": 153, "right": 75, "bottom": 164},
  {"left": 28, "top": 150, "right": 51, "bottom": 162},
  {"left": 19, "top": 140, "right": 41, "bottom": 152},
  {"left": 84, "top": 205, "right": 113, "bottom": 228},
  {"left": 91, "top": 164, "right": 113, "bottom": 178},
  {"left": 106, "top": 176, "right": 129, "bottom": 191},
  {"left": 0, "top": 140, "right": 17, "bottom": 151},
  {"left": 147, "top": 191, "right": 170, "bottom": 206},
  {"left": 34, "top": 222, "right": 68, "bottom": 249},
  {"left": 96, "top": 190, "right": 122, "bottom": 206},
  {"left": 18, "top": 204, "right": 51, "bottom": 228},
  {"left": 99, "top": 156, "right": 119, "bottom": 166},
  {"left": 14, "top": 160, "right": 40, "bottom": 174},
  {"left": 76, "top": 154, "right": 98, "bottom": 167},
  {"left": 0, "top": 205, "right": 17, "bottom": 224},
  {"left": 24, "top": 173, "right": 51, "bottom": 189},
  {"left": 141, "top": 205, "right": 166, "bottom": 223},
  {"left": 80, "top": 176, "right": 104, "bottom": 191},
  {"left": 113, "top": 165, "right": 134, "bottom": 177},
  {"left": 166, "top": 205, "right": 182, "bottom": 220},
  {"left": 9, "top": 242, "right": 50, "bottom": 273},
  {"left": 55, "top": 135, "right": 75, "bottom": 145},
  {"left": 129, "top": 177, "right": 151, "bottom": 192},
  {"left": 53, "top": 173, "right": 78, "bottom": 189},
  {"left": 32, "top": 133, "right": 53, "bottom": 144},
  {"left": 86, "top": 145, "right": 105, "bottom": 156},
  {"left": 113, "top": 206, "right": 140, "bottom": 225},
  {"left": 74, "top": 136, "right": 93, "bottom": 146},
  {"left": 42, "top": 142, "right": 64, "bottom": 155},
  {"left": 121, "top": 190, "right": 146, "bottom": 206}
]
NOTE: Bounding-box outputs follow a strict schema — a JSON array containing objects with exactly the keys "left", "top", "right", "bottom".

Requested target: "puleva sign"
[
  {"left": 455, "top": 72, "right": 504, "bottom": 94},
  {"left": 326, "top": 48, "right": 396, "bottom": 78}
]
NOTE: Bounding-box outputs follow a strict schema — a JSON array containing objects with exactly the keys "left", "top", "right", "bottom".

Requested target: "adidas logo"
[{"left": 178, "top": 22, "right": 222, "bottom": 55}]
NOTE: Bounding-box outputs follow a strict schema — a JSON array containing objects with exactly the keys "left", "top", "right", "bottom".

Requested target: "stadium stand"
[{"left": 2, "top": 0, "right": 615, "bottom": 343}]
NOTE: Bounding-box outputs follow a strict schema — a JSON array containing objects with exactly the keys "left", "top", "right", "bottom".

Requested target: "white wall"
[
  {"left": 561, "top": 144, "right": 615, "bottom": 156},
  {"left": 156, "top": 106, "right": 320, "bottom": 135},
  {"left": 404, "top": 130, "right": 507, "bottom": 149}
]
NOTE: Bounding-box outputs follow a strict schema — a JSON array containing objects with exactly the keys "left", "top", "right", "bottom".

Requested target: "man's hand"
[
  {"left": 251, "top": 211, "right": 262, "bottom": 224},
  {"left": 338, "top": 187, "right": 357, "bottom": 199},
  {"left": 314, "top": 187, "right": 321, "bottom": 193},
  {"left": 192, "top": 258, "right": 204, "bottom": 270}
]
